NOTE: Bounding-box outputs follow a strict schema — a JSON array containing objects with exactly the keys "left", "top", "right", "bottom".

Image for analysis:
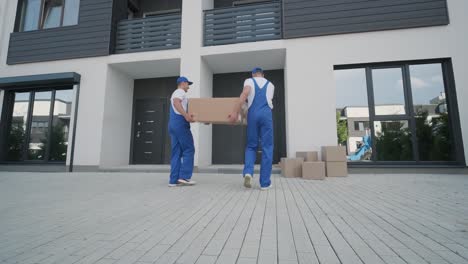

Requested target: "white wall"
[
  {"left": 283, "top": 0, "right": 468, "bottom": 163},
  {"left": 0, "top": 0, "right": 8, "bottom": 56},
  {"left": 179, "top": 0, "right": 214, "bottom": 166},
  {"left": 99, "top": 66, "right": 134, "bottom": 167}
]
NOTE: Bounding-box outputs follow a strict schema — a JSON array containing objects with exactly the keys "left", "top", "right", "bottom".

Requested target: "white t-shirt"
[
  {"left": 244, "top": 77, "right": 275, "bottom": 109},
  {"left": 171, "top": 89, "right": 188, "bottom": 115}
]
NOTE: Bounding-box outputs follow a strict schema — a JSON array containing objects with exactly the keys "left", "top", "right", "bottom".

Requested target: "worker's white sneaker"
[
  {"left": 168, "top": 183, "right": 179, "bottom": 187},
  {"left": 177, "top": 179, "right": 196, "bottom": 186},
  {"left": 260, "top": 184, "right": 273, "bottom": 191},
  {"left": 243, "top": 174, "right": 252, "bottom": 188}
]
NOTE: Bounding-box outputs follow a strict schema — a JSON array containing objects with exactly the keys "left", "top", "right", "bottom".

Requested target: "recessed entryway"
[
  {"left": 212, "top": 69, "right": 286, "bottom": 164},
  {"left": 130, "top": 77, "right": 177, "bottom": 165}
]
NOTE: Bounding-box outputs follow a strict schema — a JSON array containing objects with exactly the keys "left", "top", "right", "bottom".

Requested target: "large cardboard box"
[
  {"left": 326, "top": 162, "right": 348, "bottom": 177},
  {"left": 188, "top": 98, "right": 246, "bottom": 125},
  {"left": 321, "top": 146, "right": 346, "bottom": 162},
  {"left": 296, "top": 151, "right": 319, "bottom": 162},
  {"left": 302, "top": 162, "right": 326, "bottom": 180},
  {"left": 281, "top": 158, "right": 304, "bottom": 178}
]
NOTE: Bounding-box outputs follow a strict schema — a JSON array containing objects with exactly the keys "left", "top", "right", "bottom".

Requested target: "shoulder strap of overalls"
[
  {"left": 261, "top": 81, "right": 270, "bottom": 90},
  {"left": 251, "top": 78, "right": 260, "bottom": 90}
]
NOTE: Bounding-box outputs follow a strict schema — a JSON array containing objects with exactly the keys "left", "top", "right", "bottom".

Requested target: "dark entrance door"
[
  {"left": 212, "top": 70, "right": 286, "bottom": 164},
  {"left": 131, "top": 77, "right": 176, "bottom": 164},
  {"left": 132, "top": 98, "right": 168, "bottom": 164}
]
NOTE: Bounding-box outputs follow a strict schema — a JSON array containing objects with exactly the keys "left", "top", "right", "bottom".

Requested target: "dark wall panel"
[
  {"left": 283, "top": 0, "right": 450, "bottom": 39},
  {"left": 7, "top": 0, "right": 115, "bottom": 64},
  {"left": 214, "top": 0, "right": 235, "bottom": 8},
  {"left": 137, "top": 0, "right": 182, "bottom": 16}
]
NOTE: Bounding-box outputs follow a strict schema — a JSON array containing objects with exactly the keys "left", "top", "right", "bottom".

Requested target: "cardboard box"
[
  {"left": 188, "top": 98, "right": 246, "bottom": 125},
  {"left": 326, "top": 161, "right": 348, "bottom": 177},
  {"left": 281, "top": 158, "right": 304, "bottom": 178},
  {"left": 296, "top": 151, "right": 319, "bottom": 162},
  {"left": 302, "top": 162, "right": 326, "bottom": 180},
  {"left": 321, "top": 146, "right": 347, "bottom": 162}
]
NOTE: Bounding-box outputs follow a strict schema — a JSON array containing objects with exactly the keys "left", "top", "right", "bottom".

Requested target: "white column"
[
  {"left": 0, "top": 0, "right": 14, "bottom": 67},
  {"left": 180, "top": 0, "right": 214, "bottom": 166},
  {"left": 99, "top": 66, "right": 134, "bottom": 167},
  {"left": 284, "top": 45, "right": 337, "bottom": 157}
]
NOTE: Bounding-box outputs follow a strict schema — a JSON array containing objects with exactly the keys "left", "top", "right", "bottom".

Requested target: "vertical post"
[
  {"left": 45, "top": 89, "right": 56, "bottom": 162},
  {"left": 403, "top": 64, "right": 420, "bottom": 162},
  {"left": 365, "top": 67, "right": 377, "bottom": 162},
  {"left": 68, "top": 84, "right": 80, "bottom": 172},
  {"left": 180, "top": 0, "right": 214, "bottom": 167}
]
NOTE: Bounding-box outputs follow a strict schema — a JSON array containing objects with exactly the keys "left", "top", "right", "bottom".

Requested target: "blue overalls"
[
  {"left": 168, "top": 103, "right": 195, "bottom": 184},
  {"left": 243, "top": 78, "right": 274, "bottom": 188}
]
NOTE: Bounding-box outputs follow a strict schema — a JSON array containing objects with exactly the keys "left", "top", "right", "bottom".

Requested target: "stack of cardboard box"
[
  {"left": 281, "top": 151, "right": 326, "bottom": 180},
  {"left": 322, "top": 146, "right": 348, "bottom": 177},
  {"left": 280, "top": 147, "right": 348, "bottom": 179},
  {"left": 280, "top": 157, "right": 304, "bottom": 178},
  {"left": 297, "top": 151, "right": 326, "bottom": 180}
]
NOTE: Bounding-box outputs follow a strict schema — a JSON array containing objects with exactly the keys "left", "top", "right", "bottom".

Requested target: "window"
[
  {"left": 335, "top": 59, "right": 462, "bottom": 164},
  {"left": 5, "top": 88, "right": 74, "bottom": 163},
  {"left": 354, "top": 121, "right": 370, "bottom": 131},
  {"left": 19, "top": 0, "right": 80, "bottom": 31},
  {"left": 334, "top": 68, "right": 372, "bottom": 161}
]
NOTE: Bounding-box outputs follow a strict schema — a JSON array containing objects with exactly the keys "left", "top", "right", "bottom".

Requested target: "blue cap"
[
  {"left": 251, "top": 67, "right": 263, "bottom": 74},
  {"left": 177, "top": 76, "right": 193, "bottom": 85}
]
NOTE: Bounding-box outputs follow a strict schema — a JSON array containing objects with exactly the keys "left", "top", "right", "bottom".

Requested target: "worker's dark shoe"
[{"left": 243, "top": 174, "right": 252, "bottom": 188}]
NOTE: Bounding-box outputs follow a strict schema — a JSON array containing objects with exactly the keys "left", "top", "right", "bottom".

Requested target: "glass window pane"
[
  {"left": 410, "top": 63, "right": 455, "bottom": 161},
  {"left": 334, "top": 68, "right": 372, "bottom": 161},
  {"left": 372, "top": 68, "right": 406, "bottom": 116},
  {"left": 42, "top": 0, "right": 64, "bottom": 29},
  {"left": 28, "top": 91, "right": 52, "bottom": 160},
  {"left": 21, "top": 0, "right": 41, "bottom": 31},
  {"left": 50, "top": 90, "right": 73, "bottom": 161},
  {"left": 374, "top": 120, "right": 413, "bottom": 161},
  {"left": 63, "top": 0, "right": 80, "bottom": 26},
  {"left": 6, "top": 92, "right": 31, "bottom": 161}
]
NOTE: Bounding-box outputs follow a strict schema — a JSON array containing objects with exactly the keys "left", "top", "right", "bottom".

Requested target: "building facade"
[{"left": 0, "top": 0, "right": 467, "bottom": 171}]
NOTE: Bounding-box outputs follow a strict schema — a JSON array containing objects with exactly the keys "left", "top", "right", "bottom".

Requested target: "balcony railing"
[
  {"left": 204, "top": 2, "right": 282, "bottom": 46},
  {"left": 115, "top": 12, "right": 181, "bottom": 54}
]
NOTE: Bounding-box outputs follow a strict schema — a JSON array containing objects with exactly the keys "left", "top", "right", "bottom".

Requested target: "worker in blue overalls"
[
  {"left": 168, "top": 77, "right": 196, "bottom": 187},
  {"left": 229, "top": 68, "right": 275, "bottom": 190}
]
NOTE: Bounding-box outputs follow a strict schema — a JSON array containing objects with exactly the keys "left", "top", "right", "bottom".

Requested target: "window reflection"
[
  {"left": 21, "top": 0, "right": 41, "bottom": 31},
  {"left": 7, "top": 92, "right": 31, "bottom": 161},
  {"left": 334, "top": 68, "right": 372, "bottom": 161},
  {"left": 372, "top": 68, "right": 406, "bottom": 116},
  {"left": 374, "top": 121, "right": 413, "bottom": 161},
  {"left": 50, "top": 90, "right": 73, "bottom": 161},
  {"left": 410, "top": 64, "right": 454, "bottom": 161},
  {"left": 28, "top": 91, "right": 52, "bottom": 160}
]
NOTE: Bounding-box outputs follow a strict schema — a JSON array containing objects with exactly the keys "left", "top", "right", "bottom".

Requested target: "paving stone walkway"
[{"left": 0, "top": 172, "right": 467, "bottom": 264}]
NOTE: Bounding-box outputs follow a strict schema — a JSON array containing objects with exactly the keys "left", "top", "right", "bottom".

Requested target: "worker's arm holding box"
[
  {"left": 173, "top": 98, "right": 194, "bottom": 123},
  {"left": 228, "top": 85, "right": 251, "bottom": 123}
]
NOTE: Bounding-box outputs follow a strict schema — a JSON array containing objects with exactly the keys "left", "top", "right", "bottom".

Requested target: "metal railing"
[
  {"left": 204, "top": 1, "right": 282, "bottom": 46},
  {"left": 115, "top": 12, "right": 181, "bottom": 54}
]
